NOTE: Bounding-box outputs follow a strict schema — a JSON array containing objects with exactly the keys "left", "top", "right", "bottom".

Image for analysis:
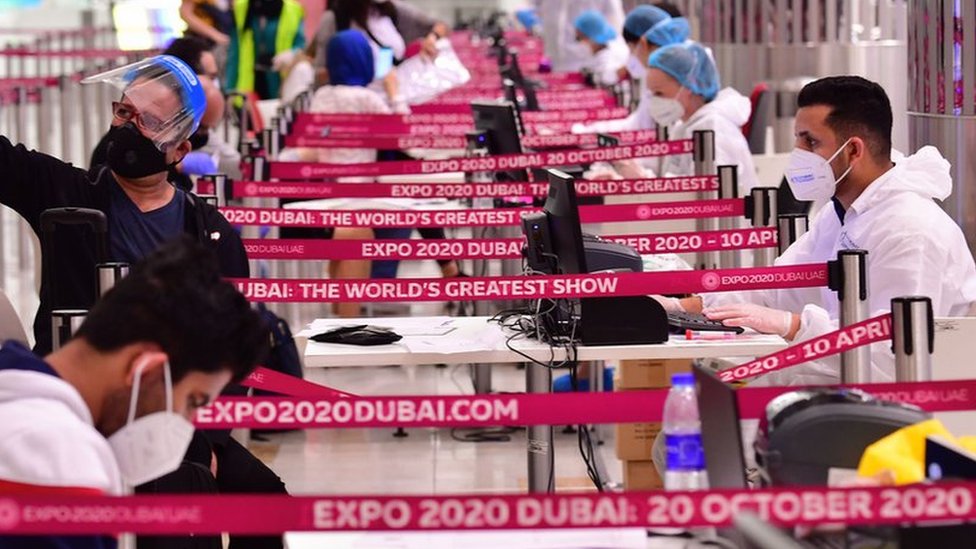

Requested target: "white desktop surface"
[
  {"left": 285, "top": 528, "right": 685, "bottom": 549},
  {"left": 299, "top": 316, "right": 786, "bottom": 368}
]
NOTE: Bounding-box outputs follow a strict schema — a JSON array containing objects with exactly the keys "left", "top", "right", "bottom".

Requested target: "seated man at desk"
[{"left": 656, "top": 76, "right": 976, "bottom": 385}]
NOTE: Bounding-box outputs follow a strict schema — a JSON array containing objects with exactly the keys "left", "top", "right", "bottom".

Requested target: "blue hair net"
[
  {"left": 623, "top": 5, "right": 669, "bottom": 38},
  {"left": 645, "top": 17, "right": 690, "bottom": 47},
  {"left": 573, "top": 9, "right": 617, "bottom": 46},
  {"left": 648, "top": 42, "right": 720, "bottom": 101},
  {"left": 326, "top": 30, "right": 375, "bottom": 87},
  {"left": 515, "top": 8, "right": 539, "bottom": 30}
]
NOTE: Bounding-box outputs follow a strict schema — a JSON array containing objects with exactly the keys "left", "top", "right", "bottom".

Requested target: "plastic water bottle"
[{"left": 663, "top": 372, "right": 708, "bottom": 490}]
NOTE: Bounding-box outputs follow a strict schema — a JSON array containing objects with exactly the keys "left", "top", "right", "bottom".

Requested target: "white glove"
[
  {"left": 702, "top": 303, "right": 795, "bottom": 337},
  {"left": 651, "top": 295, "right": 684, "bottom": 313},
  {"left": 272, "top": 49, "right": 297, "bottom": 71}
]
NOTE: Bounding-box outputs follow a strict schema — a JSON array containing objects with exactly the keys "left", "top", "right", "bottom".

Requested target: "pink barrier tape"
[
  {"left": 283, "top": 129, "right": 658, "bottom": 151},
  {"left": 230, "top": 264, "right": 828, "bottom": 303},
  {"left": 0, "top": 48, "right": 156, "bottom": 58},
  {"left": 269, "top": 141, "right": 692, "bottom": 178},
  {"left": 195, "top": 378, "right": 976, "bottom": 430},
  {"left": 719, "top": 314, "right": 893, "bottom": 382},
  {"left": 292, "top": 107, "right": 631, "bottom": 136},
  {"left": 241, "top": 228, "right": 777, "bottom": 261},
  {"left": 409, "top": 97, "right": 618, "bottom": 112},
  {"left": 3, "top": 483, "right": 976, "bottom": 533},
  {"left": 218, "top": 199, "right": 744, "bottom": 228},
  {"left": 222, "top": 174, "right": 712, "bottom": 199},
  {"left": 241, "top": 367, "right": 355, "bottom": 398}
]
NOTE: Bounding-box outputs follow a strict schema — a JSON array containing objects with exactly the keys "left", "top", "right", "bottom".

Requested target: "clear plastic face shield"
[{"left": 82, "top": 55, "right": 206, "bottom": 152}]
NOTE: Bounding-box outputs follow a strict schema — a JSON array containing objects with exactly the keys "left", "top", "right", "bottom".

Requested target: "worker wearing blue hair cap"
[
  {"left": 325, "top": 29, "right": 375, "bottom": 86},
  {"left": 572, "top": 9, "right": 630, "bottom": 86},
  {"left": 640, "top": 41, "right": 758, "bottom": 193}
]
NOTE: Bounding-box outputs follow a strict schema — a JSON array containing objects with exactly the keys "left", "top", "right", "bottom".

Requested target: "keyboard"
[{"left": 667, "top": 312, "right": 745, "bottom": 334}]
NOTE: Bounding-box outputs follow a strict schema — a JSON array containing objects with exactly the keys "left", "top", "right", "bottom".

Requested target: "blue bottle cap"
[{"left": 671, "top": 372, "right": 695, "bottom": 386}]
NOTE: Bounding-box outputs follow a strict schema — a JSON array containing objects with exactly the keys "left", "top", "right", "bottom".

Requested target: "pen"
[{"left": 685, "top": 330, "right": 737, "bottom": 341}]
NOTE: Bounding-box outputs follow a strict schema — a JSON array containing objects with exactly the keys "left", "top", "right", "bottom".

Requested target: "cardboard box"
[
  {"left": 615, "top": 421, "right": 662, "bottom": 461},
  {"left": 616, "top": 359, "right": 692, "bottom": 390},
  {"left": 623, "top": 460, "right": 663, "bottom": 490}
]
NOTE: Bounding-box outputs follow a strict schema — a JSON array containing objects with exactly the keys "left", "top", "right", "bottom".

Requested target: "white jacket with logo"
[{"left": 705, "top": 147, "right": 976, "bottom": 385}]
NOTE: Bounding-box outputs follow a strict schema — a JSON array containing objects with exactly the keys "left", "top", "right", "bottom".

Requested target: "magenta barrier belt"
[
  {"left": 294, "top": 107, "right": 630, "bottom": 126},
  {"left": 195, "top": 378, "right": 976, "bottom": 430},
  {"left": 283, "top": 129, "right": 658, "bottom": 150},
  {"left": 4, "top": 482, "right": 976, "bottom": 533},
  {"left": 219, "top": 199, "right": 744, "bottom": 228},
  {"left": 0, "top": 47, "right": 156, "bottom": 58},
  {"left": 230, "top": 264, "right": 828, "bottom": 303},
  {"left": 240, "top": 367, "right": 355, "bottom": 398},
  {"left": 719, "top": 314, "right": 893, "bottom": 382},
  {"left": 241, "top": 228, "right": 777, "bottom": 261},
  {"left": 408, "top": 97, "right": 618, "bottom": 112},
  {"left": 220, "top": 174, "right": 711, "bottom": 199},
  {"left": 268, "top": 141, "right": 692, "bottom": 179}
]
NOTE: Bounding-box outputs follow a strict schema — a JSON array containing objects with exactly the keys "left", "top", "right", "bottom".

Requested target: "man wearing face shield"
[
  {"left": 657, "top": 76, "right": 976, "bottom": 386},
  {"left": 0, "top": 238, "right": 269, "bottom": 549}
]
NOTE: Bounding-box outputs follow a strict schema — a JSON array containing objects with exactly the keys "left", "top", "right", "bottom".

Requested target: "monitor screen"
[
  {"left": 694, "top": 364, "right": 749, "bottom": 490},
  {"left": 471, "top": 101, "right": 527, "bottom": 183},
  {"left": 543, "top": 169, "right": 587, "bottom": 275}
]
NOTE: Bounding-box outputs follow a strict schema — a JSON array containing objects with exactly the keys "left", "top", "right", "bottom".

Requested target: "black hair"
[
  {"left": 162, "top": 36, "right": 212, "bottom": 75},
  {"left": 652, "top": 1, "right": 683, "bottom": 17},
  {"left": 334, "top": 0, "right": 398, "bottom": 32},
  {"left": 797, "top": 75, "right": 893, "bottom": 159},
  {"left": 75, "top": 237, "right": 269, "bottom": 383},
  {"left": 622, "top": 28, "right": 640, "bottom": 45}
]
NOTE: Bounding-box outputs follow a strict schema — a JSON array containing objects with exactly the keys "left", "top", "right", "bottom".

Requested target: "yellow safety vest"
[{"left": 233, "top": 0, "right": 303, "bottom": 94}]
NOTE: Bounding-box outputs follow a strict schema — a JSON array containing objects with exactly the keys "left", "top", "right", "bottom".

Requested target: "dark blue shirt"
[
  {"left": 108, "top": 181, "right": 185, "bottom": 265},
  {"left": 0, "top": 342, "right": 116, "bottom": 549}
]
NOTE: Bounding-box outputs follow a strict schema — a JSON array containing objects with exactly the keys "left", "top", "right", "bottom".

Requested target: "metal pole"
[
  {"left": 262, "top": 127, "right": 279, "bottom": 160},
  {"left": 891, "top": 296, "right": 934, "bottom": 382},
  {"left": 252, "top": 155, "right": 267, "bottom": 182},
  {"left": 58, "top": 75, "right": 71, "bottom": 164},
  {"left": 693, "top": 130, "right": 717, "bottom": 269},
  {"left": 212, "top": 174, "right": 229, "bottom": 206},
  {"left": 51, "top": 310, "right": 87, "bottom": 350},
  {"left": 717, "top": 165, "right": 739, "bottom": 268},
  {"left": 777, "top": 213, "right": 809, "bottom": 255},
  {"left": 466, "top": 130, "right": 494, "bottom": 395},
  {"left": 829, "top": 249, "right": 871, "bottom": 384},
  {"left": 96, "top": 262, "right": 129, "bottom": 297},
  {"left": 747, "top": 187, "right": 779, "bottom": 266},
  {"left": 526, "top": 361, "right": 553, "bottom": 493}
]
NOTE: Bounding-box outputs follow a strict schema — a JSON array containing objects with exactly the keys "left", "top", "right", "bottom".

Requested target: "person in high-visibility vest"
[{"left": 226, "top": 0, "right": 306, "bottom": 100}]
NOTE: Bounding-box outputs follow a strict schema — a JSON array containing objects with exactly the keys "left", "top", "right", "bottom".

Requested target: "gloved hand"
[
  {"left": 611, "top": 158, "right": 645, "bottom": 179},
  {"left": 651, "top": 295, "right": 684, "bottom": 313},
  {"left": 272, "top": 49, "right": 297, "bottom": 71},
  {"left": 180, "top": 151, "right": 218, "bottom": 176},
  {"left": 702, "top": 303, "right": 795, "bottom": 337}
]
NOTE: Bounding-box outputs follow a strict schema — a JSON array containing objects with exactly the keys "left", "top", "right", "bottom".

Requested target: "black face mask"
[
  {"left": 105, "top": 122, "right": 170, "bottom": 179},
  {"left": 188, "top": 129, "right": 210, "bottom": 150}
]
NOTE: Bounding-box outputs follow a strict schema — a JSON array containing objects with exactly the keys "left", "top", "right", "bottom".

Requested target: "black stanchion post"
[{"left": 776, "top": 213, "right": 809, "bottom": 255}]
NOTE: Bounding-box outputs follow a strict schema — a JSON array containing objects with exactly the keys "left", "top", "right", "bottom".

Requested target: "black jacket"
[{"left": 0, "top": 136, "right": 249, "bottom": 354}]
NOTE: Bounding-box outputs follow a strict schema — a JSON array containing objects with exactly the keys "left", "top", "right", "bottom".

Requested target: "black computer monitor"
[
  {"left": 471, "top": 101, "right": 528, "bottom": 183},
  {"left": 543, "top": 169, "right": 587, "bottom": 275},
  {"left": 693, "top": 364, "right": 749, "bottom": 490}
]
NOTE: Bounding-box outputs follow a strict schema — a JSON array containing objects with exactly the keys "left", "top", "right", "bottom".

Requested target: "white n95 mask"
[
  {"left": 785, "top": 138, "right": 853, "bottom": 201},
  {"left": 108, "top": 359, "right": 194, "bottom": 487},
  {"left": 647, "top": 94, "right": 684, "bottom": 126}
]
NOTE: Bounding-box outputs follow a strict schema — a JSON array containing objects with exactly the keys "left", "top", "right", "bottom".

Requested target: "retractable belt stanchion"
[
  {"left": 745, "top": 187, "right": 779, "bottom": 266},
  {"left": 51, "top": 310, "right": 86, "bottom": 351},
  {"left": 96, "top": 262, "right": 128, "bottom": 296},
  {"left": 777, "top": 213, "right": 808, "bottom": 255},
  {"left": 527, "top": 358, "right": 554, "bottom": 493},
  {"left": 892, "top": 296, "right": 934, "bottom": 382},
  {"left": 717, "top": 165, "right": 740, "bottom": 268},
  {"left": 693, "top": 130, "right": 717, "bottom": 269},
  {"left": 829, "top": 249, "right": 871, "bottom": 383}
]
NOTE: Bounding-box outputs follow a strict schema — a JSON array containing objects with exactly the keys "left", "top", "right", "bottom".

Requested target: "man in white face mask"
[
  {"left": 658, "top": 76, "right": 976, "bottom": 386},
  {"left": 0, "top": 238, "right": 269, "bottom": 549}
]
